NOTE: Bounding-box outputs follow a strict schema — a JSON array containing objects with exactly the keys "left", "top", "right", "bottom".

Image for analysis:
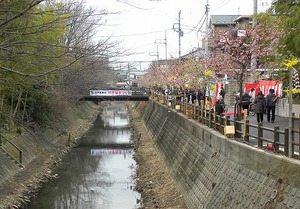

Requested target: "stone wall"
[{"left": 141, "top": 99, "right": 300, "bottom": 209}]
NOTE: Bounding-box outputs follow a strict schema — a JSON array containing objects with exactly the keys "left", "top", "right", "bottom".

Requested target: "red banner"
[
  {"left": 245, "top": 80, "right": 282, "bottom": 97},
  {"left": 258, "top": 80, "right": 282, "bottom": 96}
]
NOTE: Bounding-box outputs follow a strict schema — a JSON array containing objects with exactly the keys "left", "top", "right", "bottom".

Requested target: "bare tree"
[
  {"left": 58, "top": 0, "right": 124, "bottom": 97},
  {"left": 0, "top": 0, "right": 122, "bottom": 124}
]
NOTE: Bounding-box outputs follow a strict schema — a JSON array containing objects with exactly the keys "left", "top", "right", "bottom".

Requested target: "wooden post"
[
  {"left": 274, "top": 126, "right": 280, "bottom": 152},
  {"left": 234, "top": 117, "right": 237, "bottom": 137},
  {"left": 258, "top": 122, "right": 263, "bottom": 148},
  {"left": 193, "top": 102, "right": 197, "bottom": 119},
  {"left": 208, "top": 110, "right": 211, "bottom": 128},
  {"left": 243, "top": 109, "right": 248, "bottom": 137},
  {"left": 185, "top": 99, "right": 188, "bottom": 115},
  {"left": 244, "top": 120, "right": 250, "bottom": 142},
  {"left": 213, "top": 111, "right": 217, "bottom": 130},
  {"left": 200, "top": 101, "right": 204, "bottom": 123},
  {"left": 19, "top": 150, "right": 22, "bottom": 164},
  {"left": 284, "top": 128, "right": 289, "bottom": 156},
  {"left": 292, "top": 113, "right": 295, "bottom": 155},
  {"left": 226, "top": 116, "right": 230, "bottom": 125}
]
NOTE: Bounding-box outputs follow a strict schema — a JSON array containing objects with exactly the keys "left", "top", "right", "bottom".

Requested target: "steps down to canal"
[
  {"left": 139, "top": 99, "right": 300, "bottom": 209},
  {"left": 0, "top": 147, "right": 23, "bottom": 168},
  {"left": 0, "top": 148, "right": 23, "bottom": 185}
]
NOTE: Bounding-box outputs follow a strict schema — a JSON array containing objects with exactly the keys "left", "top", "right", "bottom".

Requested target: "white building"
[{"left": 257, "top": 0, "right": 274, "bottom": 13}]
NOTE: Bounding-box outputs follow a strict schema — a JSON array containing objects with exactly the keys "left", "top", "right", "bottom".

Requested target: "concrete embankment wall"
[
  {"left": 0, "top": 101, "right": 100, "bottom": 186},
  {"left": 141, "top": 100, "right": 300, "bottom": 209}
]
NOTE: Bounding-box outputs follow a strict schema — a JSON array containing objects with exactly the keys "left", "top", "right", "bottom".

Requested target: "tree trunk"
[
  {"left": 13, "top": 88, "right": 23, "bottom": 117},
  {"left": 21, "top": 91, "right": 28, "bottom": 123}
]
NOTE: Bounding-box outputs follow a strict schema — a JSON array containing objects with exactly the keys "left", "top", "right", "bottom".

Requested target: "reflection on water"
[
  {"left": 80, "top": 104, "right": 131, "bottom": 146},
  {"left": 24, "top": 102, "right": 141, "bottom": 209}
]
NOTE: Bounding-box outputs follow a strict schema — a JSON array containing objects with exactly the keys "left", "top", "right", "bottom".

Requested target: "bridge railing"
[{"left": 150, "top": 93, "right": 300, "bottom": 159}]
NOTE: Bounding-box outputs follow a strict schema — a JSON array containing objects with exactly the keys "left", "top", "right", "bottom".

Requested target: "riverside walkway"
[
  {"left": 226, "top": 105, "right": 300, "bottom": 153},
  {"left": 154, "top": 95, "right": 300, "bottom": 158}
]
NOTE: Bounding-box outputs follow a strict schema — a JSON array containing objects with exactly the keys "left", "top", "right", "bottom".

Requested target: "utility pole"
[
  {"left": 251, "top": 0, "right": 258, "bottom": 71},
  {"left": 204, "top": 0, "right": 210, "bottom": 125},
  {"left": 149, "top": 45, "right": 159, "bottom": 67},
  {"left": 173, "top": 10, "right": 183, "bottom": 62},
  {"left": 253, "top": 0, "right": 257, "bottom": 27},
  {"left": 205, "top": 0, "right": 209, "bottom": 57},
  {"left": 178, "top": 10, "right": 182, "bottom": 62},
  {"left": 155, "top": 31, "right": 167, "bottom": 60}
]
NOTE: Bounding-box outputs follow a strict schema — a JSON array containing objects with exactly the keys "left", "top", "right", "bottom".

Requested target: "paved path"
[
  {"left": 226, "top": 105, "right": 299, "bottom": 130},
  {"left": 226, "top": 105, "right": 299, "bottom": 154}
]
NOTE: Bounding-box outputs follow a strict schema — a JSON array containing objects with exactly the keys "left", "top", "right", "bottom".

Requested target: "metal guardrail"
[
  {"left": 0, "top": 133, "right": 23, "bottom": 164},
  {"left": 151, "top": 94, "right": 300, "bottom": 158}
]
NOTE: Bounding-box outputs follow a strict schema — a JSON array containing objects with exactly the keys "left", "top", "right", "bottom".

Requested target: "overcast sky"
[{"left": 85, "top": 0, "right": 254, "bottom": 67}]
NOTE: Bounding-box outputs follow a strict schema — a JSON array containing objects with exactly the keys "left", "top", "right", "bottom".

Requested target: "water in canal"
[{"left": 24, "top": 102, "right": 141, "bottom": 209}]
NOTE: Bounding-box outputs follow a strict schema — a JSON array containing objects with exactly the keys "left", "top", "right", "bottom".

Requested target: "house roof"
[
  {"left": 181, "top": 48, "right": 206, "bottom": 59},
  {"left": 234, "top": 15, "right": 251, "bottom": 22},
  {"left": 129, "top": 71, "right": 148, "bottom": 76},
  {"left": 210, "top": 15, "right": 240, "bottom": 26}
]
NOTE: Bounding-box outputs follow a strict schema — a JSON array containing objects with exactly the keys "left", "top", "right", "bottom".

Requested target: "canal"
[{"left": 24, "top": 102, "right": 141, "bottom": 209}]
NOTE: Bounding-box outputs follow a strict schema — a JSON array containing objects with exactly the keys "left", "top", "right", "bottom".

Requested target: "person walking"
[
  {"left": 241, "top": 92, "right": 252, "bottom": 115},
  {"left": 249, "top": 88, "right": 255, "bottom": 103},
  {"left": 248, "top": 88, "right": 255, "bottom": 115},
  {"left": 265, "top": 89, "right": 278, "bottom": 123},
  {"left": 253, "top": 90, "right": 266, "bottom": 123}
]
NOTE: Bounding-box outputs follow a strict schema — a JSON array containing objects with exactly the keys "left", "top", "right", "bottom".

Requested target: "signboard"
[
  {"left": 90, "top": 90, "right": 132, "bottom": 96},
  {"left": 237, "top": 30, "right": 246, "bottom": 37},
  {"left": 90, "top": 149, "right": 132, "bottom": 156}
]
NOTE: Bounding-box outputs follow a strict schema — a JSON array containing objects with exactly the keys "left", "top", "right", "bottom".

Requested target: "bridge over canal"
[{"left": 79, "top": 89, "right": 150, "bottom": 102}]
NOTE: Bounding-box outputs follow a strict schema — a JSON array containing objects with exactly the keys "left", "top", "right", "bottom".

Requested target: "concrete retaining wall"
[
  {"left": 141, "top": 100, "right": 300, "bottom": 209},
  {"left": 0, "top": 102, "right": 99, "bottom": 186}
]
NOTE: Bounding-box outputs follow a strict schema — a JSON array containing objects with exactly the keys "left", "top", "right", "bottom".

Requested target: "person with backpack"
[
  {"left": 265, "top": 89, "right": 278, "bottom": 123},
  {"left": 241, "top": 92, "right": 252, "bottom": 115}
]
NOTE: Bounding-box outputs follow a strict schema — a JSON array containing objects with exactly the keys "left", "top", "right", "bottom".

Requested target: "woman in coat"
[{"left": 253, "top": 90, "right": 266, "bottom": 123}]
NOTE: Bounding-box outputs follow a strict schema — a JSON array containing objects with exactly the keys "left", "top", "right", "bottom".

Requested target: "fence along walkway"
[{"left": 151, "top": 94, "right": 300, "bottom": 159}]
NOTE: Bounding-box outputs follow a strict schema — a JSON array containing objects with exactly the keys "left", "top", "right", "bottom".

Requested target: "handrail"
[
  {"left": 152, "top": 93, "right": 299, "bottom": 158},
  {"left": 0, "top": 133, "right": 23, "bottom": 164}
]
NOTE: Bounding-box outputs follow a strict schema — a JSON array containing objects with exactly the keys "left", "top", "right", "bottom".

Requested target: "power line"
[
  {"left": 197, "top": 15, "right": 207, "bottom": 33},
  {"left": 94, "top": 29, "right": 172, "bottom": 38},
  {"left": 210, "top": 0, "right": 232, "bottom": 11},
  {"left": 184, "top": 13, "right": 206, "bottom": 35}
]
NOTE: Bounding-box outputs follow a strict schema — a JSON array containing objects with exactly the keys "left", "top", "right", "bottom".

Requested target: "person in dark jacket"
[
  {"left": 253, "top": 90, "right": 266, "bottom": 123},
  {"left": 197, "top": 90, "right": 204, "bottom": 106},
  {"left": 215, "top": 99, "right": 224, "bottom": 116},
  {"left": 241, "top": 92, "right": 252, "bottom": 115},
  {"left": 219, "top": 86, "right": 226, "bottom": 98},
  {"left": 265, "top": 89, "right": 278, "bottom": 123},
  {"left": 215, "top": 97, "right": 225, "bottom": 115}
]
